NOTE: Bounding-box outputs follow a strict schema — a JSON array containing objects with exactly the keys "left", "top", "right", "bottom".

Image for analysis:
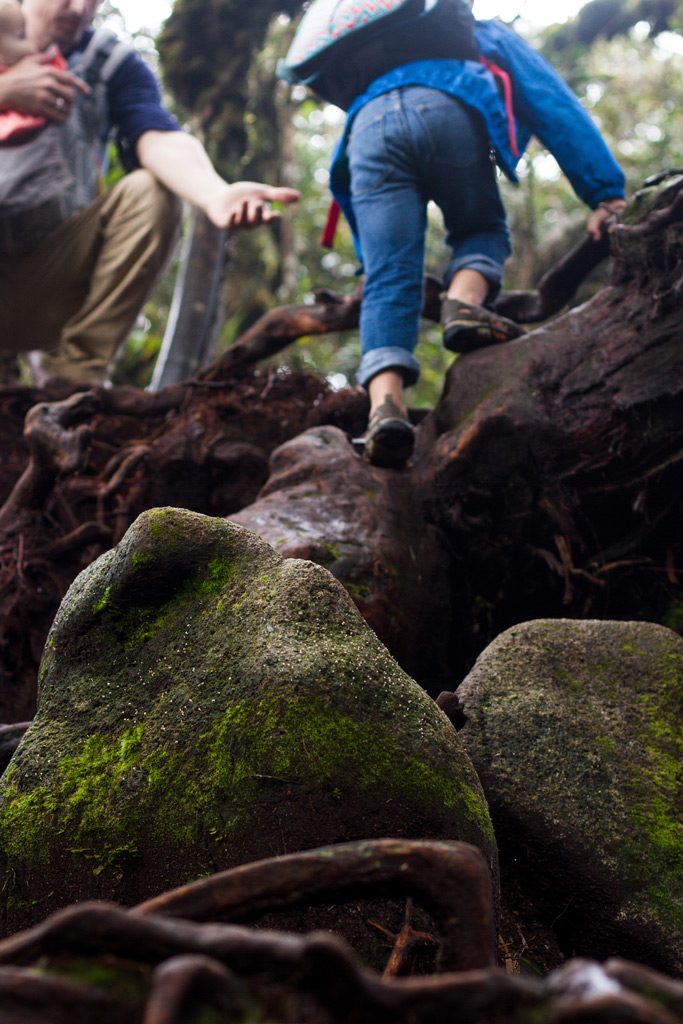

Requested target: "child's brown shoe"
[{"left": 441, "top": 298, "right": 525, "bottom": 354}]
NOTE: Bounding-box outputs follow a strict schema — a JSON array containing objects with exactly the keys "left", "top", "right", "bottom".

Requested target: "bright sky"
[
  {"left": 113, "top": 0, "right": 171, "bottom": 34},
  {"left": 473, "top": 0, "right": 579, "bottom": 24},
  {"left": 114, "top": 0, "right": 584, "bottom": 36}
]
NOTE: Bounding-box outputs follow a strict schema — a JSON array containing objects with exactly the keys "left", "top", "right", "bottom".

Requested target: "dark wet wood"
[
  {"left": 0, "top": 390, "right": 101, "bottom": 532},
  {"left": 135, "top": 839, "right": 497, "bottom": 973},
  {"left": 0, "top": 898, "right": 679, "bottom": 1023},
  {"left": 143, "top": 954, "right": 250, "bottom": 1024},
  {"left": 0, "top": 176, "right": 680, "bottom": 724},
  {"left": 234, "top": 175, "right": 683, "bottom": 693}
]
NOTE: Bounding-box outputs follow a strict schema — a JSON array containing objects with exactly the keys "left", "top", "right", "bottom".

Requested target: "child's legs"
[
  {"left": 415, "top": 93, "right": 511, "bottom": 300},
  {"left": 348, "top": 90, "right": 427, "bottom": 391}
]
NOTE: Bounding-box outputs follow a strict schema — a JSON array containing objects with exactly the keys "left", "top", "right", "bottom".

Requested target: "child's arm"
[{"left": 476, "top": 21, "right": 625, "bottom": 214}]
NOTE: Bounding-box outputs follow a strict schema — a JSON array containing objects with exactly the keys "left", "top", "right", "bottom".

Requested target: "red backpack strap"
[
  {"left": 480, "top": 56, "right": 519, "bottom": 158},
  {"left": 321, "top": 198, "right": 341, "bottom": 248}
]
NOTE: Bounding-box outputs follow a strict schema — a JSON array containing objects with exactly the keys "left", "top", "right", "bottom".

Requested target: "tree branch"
[{"left": 203, "top": 228, "right": 614, "bottom": 380}]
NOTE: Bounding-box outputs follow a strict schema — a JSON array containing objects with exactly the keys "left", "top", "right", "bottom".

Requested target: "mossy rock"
[
  {"left": 0, "top": 508, "right": 495, "bottom": 936},
  {"left": 457, "top": 618, "right": 683, "bottom": 974}
]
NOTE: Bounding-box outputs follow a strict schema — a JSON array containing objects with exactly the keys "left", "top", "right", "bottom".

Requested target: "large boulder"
[
  {"left": 457, "top": 618, "right": 683, "bottom": 974},
  {"left": 0, "top": 508, "right": 495, "bottom": 937}
]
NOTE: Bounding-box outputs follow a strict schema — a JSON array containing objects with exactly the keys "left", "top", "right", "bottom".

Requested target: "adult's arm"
[
  {"left": 136, "top": 129, "right": 299, "bottom": 229},
  {"left": 0, "top": 49, "right": 88, "bottom": 121},
  {"left": 108, "top": 52, "right": 299, "bottom": 228}
]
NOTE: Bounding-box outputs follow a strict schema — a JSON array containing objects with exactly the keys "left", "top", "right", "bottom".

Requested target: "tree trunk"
[{"left": 149, "top": 210, "right": 226, "bottom": 390}]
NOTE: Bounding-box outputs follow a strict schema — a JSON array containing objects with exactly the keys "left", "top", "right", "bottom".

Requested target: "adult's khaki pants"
[{"left": 0, "top": 170, "right": 181, "bottom": 383}]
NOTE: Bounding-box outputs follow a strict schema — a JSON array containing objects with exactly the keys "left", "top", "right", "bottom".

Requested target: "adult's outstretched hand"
[
  {"left": 204, "top": 181, "right": 300, "bottom": 231},
  {"left": 136, "top": 131, "right": 300, "bottom": 230}
]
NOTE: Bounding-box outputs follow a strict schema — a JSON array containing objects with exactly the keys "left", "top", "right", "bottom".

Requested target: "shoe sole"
[
  {"left": 443, "top": 318, "right": 524, "bottom": 354},
  {"left": 364, "top": 418, "right": 415, "bottom": 469}
]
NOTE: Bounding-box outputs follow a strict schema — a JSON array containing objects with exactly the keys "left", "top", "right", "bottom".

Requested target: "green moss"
[
  {"left": 594, "top": 735, "right": 617, "bottom": 756},
  {"left": 194, "top": 1010, "right": 235, "bottom": 1024},
  {"left": 208, "top": 695, "right": 492, "bottom": 843},
  {"left": 146, "top": 507, "right": 188, "bottom": 543},
  {"left": 201, "top": 557, "right": 235, "bottom": 595},
  {"left": 621, "top": 642, "right": 646, "bottom": 656},
  {"left": 517, "top": 1006, "right": 552, "bottom": 1024},
  {"left": 555, "top": 656, "right": 621, "bottom": 699},
  {"left": 320, "top": 542, "right": 342, "bottom": 562},
  {"left": 103, "top": 552, "right": 238, "bottom": 647},
  {"left": 0, "top": 727, "right": 150, "bottom": 872},
  {"left": 43, "top": 957, "right": 149, "bottom": 1000},
  {"left": 556, "top": 669, "right": 584, "bottom": 692},
  {"left": 5, "top": 892, "right": 46, "bottom": 918},
  {"left": 0, "top": 693, "right": 493, "bottom": 877},
  {"left": 0, "top": 786, "right": 59, "bottom": 863},
  {"left": 91, "top": 585, "right": 113, "bottom": 615},
  {"left": 131, "top": 552, "right": 154, "bottom": 570},
  {"left": 0, "top": 728, "right": 204, "bottom": 875},
  {"left": 625, "top": 655, "right": 683, "bottom": 929}
]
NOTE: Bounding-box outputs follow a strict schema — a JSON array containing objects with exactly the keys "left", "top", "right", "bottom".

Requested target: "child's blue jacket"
[{"left": 329, "top": 19, "right": 625, "bottom": 250}]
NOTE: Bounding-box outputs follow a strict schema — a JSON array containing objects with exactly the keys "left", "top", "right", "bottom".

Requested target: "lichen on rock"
[{"left": 457, "top": 618, "right": 683, "bottom": 974}]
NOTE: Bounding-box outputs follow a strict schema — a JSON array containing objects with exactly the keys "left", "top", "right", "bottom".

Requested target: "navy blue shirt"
[{"left": 74, "top": 28, "right": 180, "bottom": 171}]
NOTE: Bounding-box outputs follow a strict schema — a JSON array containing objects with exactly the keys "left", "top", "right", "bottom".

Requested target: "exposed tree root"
[
  {"left": 204, "top": 229, "right": 613, "bottom": 378},
  {"left": 0, "top": 893, "right": 679, "bottom": 1023},
  {"left": 134, "top": 839, "right": 497, "bottom": 973},
  {"left": 0, "top": 177, "right": 680, "bottom": 727},
  {"left": 0, "top": 391, "right": 101, "bottom": 532}
]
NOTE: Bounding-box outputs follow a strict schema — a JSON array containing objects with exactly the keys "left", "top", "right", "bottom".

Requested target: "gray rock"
[
  {"left": 0, "top": 508, "right": 495, "bottom": 936},
  {"left": 458, "top": 618, "right": 683, "bottom": 973}
]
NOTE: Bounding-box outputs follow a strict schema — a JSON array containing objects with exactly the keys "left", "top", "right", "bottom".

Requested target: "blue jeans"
[{"left": 348, "top": 86, "right": 511, "bottom": 387}]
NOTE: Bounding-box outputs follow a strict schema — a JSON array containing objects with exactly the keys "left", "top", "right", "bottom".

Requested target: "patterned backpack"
[{"left": 278, "top": 0, "right": 479, "bottom": 109}]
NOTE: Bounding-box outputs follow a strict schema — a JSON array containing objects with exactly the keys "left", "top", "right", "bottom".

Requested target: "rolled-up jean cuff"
[
  {"left": 445, "top": 255, "right": 505, "bottom": 299},
  {"left": 356, "top": 346, "right": 421, "bottom": 388}
]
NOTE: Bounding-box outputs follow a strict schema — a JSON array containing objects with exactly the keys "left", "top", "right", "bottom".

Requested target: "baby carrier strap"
[{"left": 71, "top": 27, "right": 133, "bottom": 87}]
